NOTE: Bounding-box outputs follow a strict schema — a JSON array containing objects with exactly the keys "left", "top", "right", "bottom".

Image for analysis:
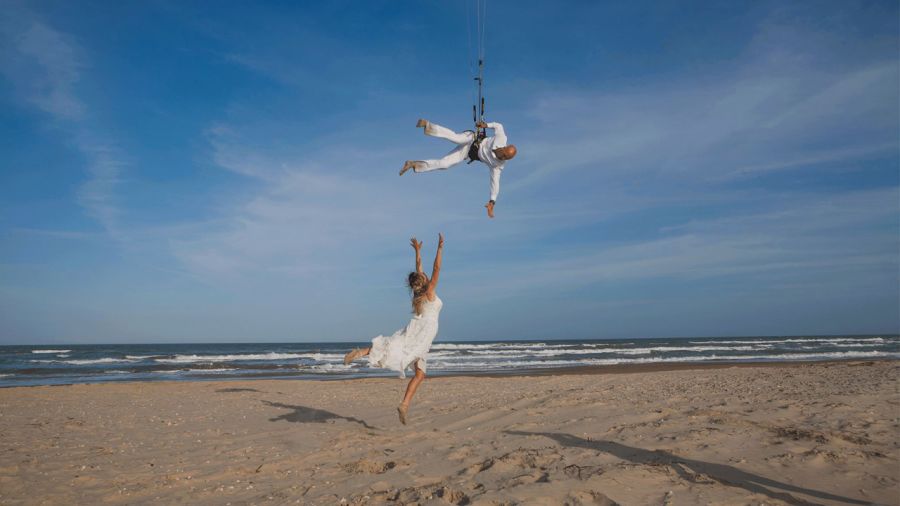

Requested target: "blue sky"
[{"left": 0, "top": 0, "right": 897, "bottom": 344}]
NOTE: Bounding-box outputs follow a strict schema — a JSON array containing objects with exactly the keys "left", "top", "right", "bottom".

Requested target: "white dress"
[{"left": 368, "top": 295, "right": 443, "bottom": 378}]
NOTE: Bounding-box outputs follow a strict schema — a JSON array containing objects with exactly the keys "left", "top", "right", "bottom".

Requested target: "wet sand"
[{"left": 0, "top": 360, "right": 897, "bottom": 505}]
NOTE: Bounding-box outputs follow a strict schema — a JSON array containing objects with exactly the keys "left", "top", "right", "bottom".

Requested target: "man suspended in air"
[{"left": 400, "top": 119, "right": 517, "bottom": 218}]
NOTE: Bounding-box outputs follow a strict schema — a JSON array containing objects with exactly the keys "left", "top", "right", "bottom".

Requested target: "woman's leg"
[
  {"left": 343, "top": 347, "right": 370, "bottom": 365},
  {"left": 400, "top": 363, "right": 425, "bottom": 407},
  {"left": 397, "top": 361, "right": 425, "bottom": 424}
]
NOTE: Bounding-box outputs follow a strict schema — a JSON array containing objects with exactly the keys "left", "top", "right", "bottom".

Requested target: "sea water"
[{"left": 1, "top": 335, "right": 897, "bottom": 387}]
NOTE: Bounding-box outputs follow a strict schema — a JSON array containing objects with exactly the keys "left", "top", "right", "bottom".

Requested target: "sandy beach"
[{"left": 0, "top": 360, "right": 897, "bottom": 505}]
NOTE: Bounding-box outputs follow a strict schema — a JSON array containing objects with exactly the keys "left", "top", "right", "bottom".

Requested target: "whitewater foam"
[
  {"left": 309, "top": 363, "right": 353, "bottom": 372},
  {"left": 155, "top": 353, "right": 314, "bottom": 363},
  {"left": 30, "top": 357, "right": 140, "bottom": 365},
  {"left": 431, "top": 342, "right": 549, "bottom": 350},
  {"left": 64, "top": 358, "right": 140, "bottom": 365},
  {"left": 689, "top": 337, "right": 887, "bottom": 345}
]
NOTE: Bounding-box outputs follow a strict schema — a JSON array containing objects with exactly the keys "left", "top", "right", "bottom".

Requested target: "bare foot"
[
  {"left": 399, "top": 161, "right": 415, "bottom": 176},
  {"left": 397, "top": 404, "right": 408, "bottom": 425},
  {"left": 343, "top": 348, "right": 366, "bottom": 365},
  {"left": 485, "top": 200, "right": 495, "bottom": 218},
  {"left": 416, "top": 119, "right": 427, "bottom": 128}
]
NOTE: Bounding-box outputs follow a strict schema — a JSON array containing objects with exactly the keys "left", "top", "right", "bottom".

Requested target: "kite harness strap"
[{"left": 466, "top": 130, "right": 487, "bottom": 164}]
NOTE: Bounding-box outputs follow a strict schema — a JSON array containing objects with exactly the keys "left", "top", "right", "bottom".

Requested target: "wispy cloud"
[
  {"left": 10, "top": 228, "right": 101, "bottom": 240},
  {"left": 174, "top": 9, "right": 900, "bottom": 293},
  {"left": 174, "top": 126, "right": 416, "bottom": 278},
  {"left": 451, "top": 186, "right": 899, "bottom": 299},
  {"left": 4, "top": 1, "right": 894, "bottom": 342},
  {"left": 72, "top": 134, "right": 126, "bottom": 235},
  {"left": 176, "top": 120, "right": 640, "bottom": 283},
  {"left": 205, "top": 124, "right": 285, "bottom": 182},
  {"left": 511, "top": 26, "right": 898, "bottom": 191},
  {"left": 720, "top": 141, "right": 897, "bottom": 180},
  {"left": 0, "top": 7, "right": 124, "bottom": 237},
  {"left": 1, "top": 17, "right": 85, "bottom": 119}
]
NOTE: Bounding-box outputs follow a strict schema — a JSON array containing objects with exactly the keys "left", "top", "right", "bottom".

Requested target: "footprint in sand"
[{"left": 342, "top": 458, "right": 400, "bottom": 474}]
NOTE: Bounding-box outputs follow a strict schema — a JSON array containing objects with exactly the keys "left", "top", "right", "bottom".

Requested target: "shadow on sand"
[
  {"left": 216, "top": 388, "right": 263, "bottom": 393},
  {"left": 262, "top": 400, "right": 376, "bottom": 430},
  {"left": 504, "top": 431, "right": 869, "bottom": 506}
]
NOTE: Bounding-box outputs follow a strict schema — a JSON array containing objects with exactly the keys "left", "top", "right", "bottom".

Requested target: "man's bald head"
[{"left": 494, "top": 144, "right": 517, "bottom": 161}]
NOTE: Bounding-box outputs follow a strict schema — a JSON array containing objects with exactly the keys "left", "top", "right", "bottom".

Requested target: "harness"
[{"left": 466, "top": 130, "right": 487, "bottom": 164}]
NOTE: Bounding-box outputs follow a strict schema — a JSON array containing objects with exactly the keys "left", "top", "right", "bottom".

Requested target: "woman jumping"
[{"left": 343, "top": 233, "right": 444, "bottom": 424}]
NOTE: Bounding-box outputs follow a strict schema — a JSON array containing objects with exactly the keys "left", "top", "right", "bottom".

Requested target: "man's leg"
[
  {"left": 400, "top": 143, "right": 469, "bottom": 175},
  {"left": 418, "top": 119, "right": 474, "bottom": 145}
]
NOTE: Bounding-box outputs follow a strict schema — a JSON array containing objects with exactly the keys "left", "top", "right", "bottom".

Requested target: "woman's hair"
[{"left": 408, "top": 272, "right": 429, "bottom": 315}]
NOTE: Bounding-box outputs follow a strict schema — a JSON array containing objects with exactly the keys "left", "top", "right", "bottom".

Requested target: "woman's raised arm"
[
  {"left": 428, "top": 233, "right": 444, "bottom": 294},
  {"left": 410, "top": 237, "right": 424, "bottom": 274}
]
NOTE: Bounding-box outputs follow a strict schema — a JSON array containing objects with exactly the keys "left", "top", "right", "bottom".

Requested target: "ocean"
[{"left": 1, "top": 335, "right": 897, "bottom": 387}]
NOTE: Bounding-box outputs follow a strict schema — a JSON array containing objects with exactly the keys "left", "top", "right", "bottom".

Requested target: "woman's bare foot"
[
  {"left": 399, "top": 160, "right": 415, "bottom": 176},
  {"left": 343, "top": 348, "right": 366, "bottom": 365},
  {"left": 416, "top": 119, "right": 427, "bottom": 128},
  {"left": 397, "top": 404, "right": 409, "bottom": 425}
]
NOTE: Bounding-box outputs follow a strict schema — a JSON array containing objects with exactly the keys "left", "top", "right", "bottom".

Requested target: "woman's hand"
[
  {"left": 410, "top": 237, "right": 422, "bottom": 250},
  {"left": 438, "top": 233, "right": 444, "bottom": 247}
]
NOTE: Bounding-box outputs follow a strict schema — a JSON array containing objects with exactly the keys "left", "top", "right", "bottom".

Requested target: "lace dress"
[{"left": 368, "top": 295, "right": 443, "bottom": 378}]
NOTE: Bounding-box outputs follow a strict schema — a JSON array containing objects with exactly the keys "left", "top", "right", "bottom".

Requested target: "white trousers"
[{"left": 413, "top": 122, "right": 475, "bottom": 172}]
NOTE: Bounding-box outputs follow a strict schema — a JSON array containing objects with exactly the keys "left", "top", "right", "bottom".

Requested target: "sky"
[{"left": 0, "top": 0, "right": 897, "bottom": 344}]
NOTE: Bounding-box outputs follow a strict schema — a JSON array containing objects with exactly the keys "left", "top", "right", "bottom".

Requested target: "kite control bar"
[{"left": 474, "top": 58, "right": 486, "bottom": 139}]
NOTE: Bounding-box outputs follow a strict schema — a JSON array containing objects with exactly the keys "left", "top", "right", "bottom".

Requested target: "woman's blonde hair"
[{"left": 407, "top": 272, "right": 429, "bottom": 315}]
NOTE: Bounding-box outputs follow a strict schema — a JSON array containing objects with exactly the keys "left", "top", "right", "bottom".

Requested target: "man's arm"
[
  {"left": 489, "top": 168, "right": 501, "bottom": 203},
  {"left": 486, "top": 168, "right": 501, "bottom": 218},
  {"left": 476, "top": 121, "right": 508, "bottom": 146},
  {"left": 486, "top": 122, "right": 507, "bottom": 146}
]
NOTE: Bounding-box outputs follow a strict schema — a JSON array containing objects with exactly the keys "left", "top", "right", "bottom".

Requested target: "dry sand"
[{"left": 0, "top": 360, "right": 897, "bottom": 505}]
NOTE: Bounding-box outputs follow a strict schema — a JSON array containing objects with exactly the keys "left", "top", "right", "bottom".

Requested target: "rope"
[
  {"left": 466, "top": 0, "right": 476, "bottom": 123},
  {"left": 479, "top": 0, "right": 487, "bottom": 62},
  {"left": 472, "top": 0, "right": 487, "bottom": 134},
  {"left": 465, "top": 0, "right": 475, "bottom": 78}
]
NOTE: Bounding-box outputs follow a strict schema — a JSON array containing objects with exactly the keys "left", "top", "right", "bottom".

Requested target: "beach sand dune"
[{"left": 0, "top": 361, "right": 896, "bottom": 505}]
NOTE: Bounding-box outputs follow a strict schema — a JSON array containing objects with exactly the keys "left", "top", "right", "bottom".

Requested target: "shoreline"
[
  {"left": 477, "top": 357, "right": 896, "bottom": 377},
  {"left": 2, "top": 357, "right": 895, "bottom": 390},
  {"left": 10, "top": 333, "right": 895, "bottom": 347}
]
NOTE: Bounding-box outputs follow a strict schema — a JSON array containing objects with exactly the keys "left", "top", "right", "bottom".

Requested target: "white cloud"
[
  {"left": 205, "top": 124, "right": 285, "bottom": 182},
  {"left": 0, "top": 8, "right": 124, "bottom": 237},
  {"left": 174, "top": 128, "right": 425, "bottom": 278},
  {"left": 511, "top": 36, "right": 898, "bottom": 191},
  {"left": 720, "top": 141, "right": 897, "bottom": 180},
  {"left": 175, "top": 10, "right": 900, "bottom": 295},
  {"left": 2, "top": 2, "right": 896, "bottom": 341},
  {"left": 448, "top": 186, "right": 899, "bottom": 300},
  {"left": 1, "top": 17, "right": 85, "bottom": 119}
]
